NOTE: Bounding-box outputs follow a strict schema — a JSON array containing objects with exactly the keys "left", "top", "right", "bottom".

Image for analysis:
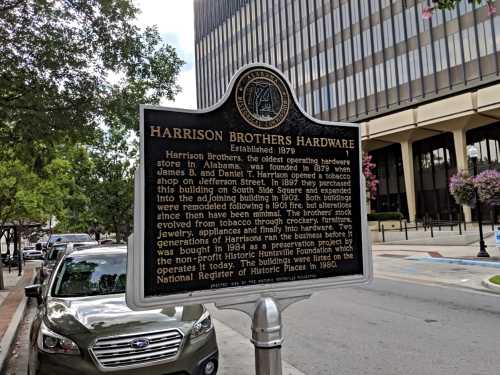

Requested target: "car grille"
[{"left": 90, "top": 329, "right": 183, "bottom": 369}]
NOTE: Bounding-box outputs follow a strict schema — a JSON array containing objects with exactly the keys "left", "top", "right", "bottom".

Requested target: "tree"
[
  {"left": 0, "top": 155, "right": 73, "bottom": 288},
  {"left": 0, "top": 0, "right": 184, "bottom": 249},
  {"left": 423, "top": 0, "right": 496, "bottom": 19},
  {"left": 52, "top": 145, "right": 96, "bottom": 233},
  {"left": 53, "top": 128, "right": 136, "bottom": 243},
  {"left": 0, "top": 0, "right": 183, "bottom": 166},
  {"left": 87, "top": 128, "right": 136, "bottom": 243}
]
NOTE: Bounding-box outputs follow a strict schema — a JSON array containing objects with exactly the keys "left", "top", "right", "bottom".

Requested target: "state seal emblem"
[{"left": 235, "top": 68, "right": 290, "bottom": 130}]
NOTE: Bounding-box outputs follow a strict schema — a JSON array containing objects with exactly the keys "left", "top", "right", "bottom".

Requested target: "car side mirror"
[{"left": 25, "top": 284, "right": 43, "bottom": 304}]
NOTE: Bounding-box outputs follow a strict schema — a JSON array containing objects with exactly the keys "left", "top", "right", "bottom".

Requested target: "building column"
[
  {"left": 452, "top": 128, "right": 472, "bottom": 223},
  {"left": 400, "top": 140, "right": 417, "bottom": 222}
]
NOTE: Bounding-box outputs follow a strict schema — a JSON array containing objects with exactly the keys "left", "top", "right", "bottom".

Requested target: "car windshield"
[
  {"left": 49, "top": 234, "right": 92, "bottom": 244},
  {"left": 47, "top": 245, "right": 66, "bottom": 261},
  {"left": 52, "top": 253, "right": 126, "bottom": 297}
]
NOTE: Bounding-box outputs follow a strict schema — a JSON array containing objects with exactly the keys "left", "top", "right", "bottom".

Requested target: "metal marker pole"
[{"left": 252, "top": 297, "right": 283, "bottom": 375}]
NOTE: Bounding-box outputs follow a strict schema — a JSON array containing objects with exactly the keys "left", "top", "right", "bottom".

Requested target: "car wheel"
[{"left": 27, "top": 364, "right": 40, "bottom": 375}]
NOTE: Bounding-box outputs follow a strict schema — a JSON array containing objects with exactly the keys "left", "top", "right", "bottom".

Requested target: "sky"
[{"left": 134, "top": 0, "right": 197, "bottom": 109}]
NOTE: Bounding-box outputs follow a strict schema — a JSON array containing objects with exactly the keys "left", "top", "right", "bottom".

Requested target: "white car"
[
  {"left": 23, "top": 246, "right": 44, "bottom": 260},
  {"left": 47, "top": 233, "right": 98, "bottom": 249}
]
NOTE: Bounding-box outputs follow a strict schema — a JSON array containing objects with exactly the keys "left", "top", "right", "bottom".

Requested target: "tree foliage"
[
  {"left": 423, "top": 0, "right": 496, "bottom": 18},
  {"left": 55, "top": 129, "right": 136, "bottom": 242},
  {"left": 0, "top": 0, "right": 183, "bottom": 161},
  {"left": 0, "top": 0, "right": 184, "bottom": 243}
]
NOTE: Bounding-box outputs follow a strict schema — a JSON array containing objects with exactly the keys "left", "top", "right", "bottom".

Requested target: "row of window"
[
  {"left": 369, "top": 122, "right": 500, "bottom": 219},
  {"left": 196, "top": 0, "right": 499, "bottom": 121}
]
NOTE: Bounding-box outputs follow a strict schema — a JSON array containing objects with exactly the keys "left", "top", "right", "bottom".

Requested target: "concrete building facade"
[{"left": 194, "top": 0, "right": 500, "bottom": 222}]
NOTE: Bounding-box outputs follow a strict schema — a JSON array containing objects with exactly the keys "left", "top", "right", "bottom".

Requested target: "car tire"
[{"left": 27, "top": 365, "right": 40, "bottom": 375}]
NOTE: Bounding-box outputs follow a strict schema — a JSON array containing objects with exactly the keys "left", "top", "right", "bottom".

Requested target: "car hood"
[{"left": 44, "top": 295, "right": 204, "bottom": 338}]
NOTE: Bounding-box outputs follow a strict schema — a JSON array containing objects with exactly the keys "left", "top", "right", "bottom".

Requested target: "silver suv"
[{"left": 25, "top": 246, "right": 218, "bottom": 375}]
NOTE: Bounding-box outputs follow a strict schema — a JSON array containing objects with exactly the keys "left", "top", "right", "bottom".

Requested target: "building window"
[
  {"left": 370, "top": 144, "right": 408, "bottom": 218},
  {"left": 413, "top": 133, "right": 457, "bottom": 220}
]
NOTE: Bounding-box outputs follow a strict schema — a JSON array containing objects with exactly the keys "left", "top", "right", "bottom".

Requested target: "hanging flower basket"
[
  {"left": 474, "top": 170, "right": 500, "bottom": 206},
  {"left": 449, "top": 171, "right": 476, "bottom": 207},
  {"left": 488, "top": 194, "right": 500, "bottom": 206}
]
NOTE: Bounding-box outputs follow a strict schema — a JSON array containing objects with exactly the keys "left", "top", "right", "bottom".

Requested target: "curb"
[
  {"left": 0, "top": 290, "right": 29, "bottom": 373},
  {"left": 377, "top": 273, "right": 500, "bottom": 296},
  {"left": 405, "top": 256, "right": 500, "bottom": 269},
  {"left": 482, "top": 278, "right": 500, "bottom": 293},
  {"left": 0, "top": 269, "right": 35, "bottom": 374}
]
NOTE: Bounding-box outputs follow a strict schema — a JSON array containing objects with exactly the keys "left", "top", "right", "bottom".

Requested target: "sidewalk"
[
  {"left": 373, "top": 234, "right": 500, "bottom": 294},
  {"left": 214, "top": 318, "right": 305, "bottom": 375},
  {"left": 0, "top": 262, "right": 36, "bottom": 373}
]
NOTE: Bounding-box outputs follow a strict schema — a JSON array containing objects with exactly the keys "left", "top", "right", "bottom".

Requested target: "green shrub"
[{"left": 367, "top": 212, "right": 404, "bottom": 221}]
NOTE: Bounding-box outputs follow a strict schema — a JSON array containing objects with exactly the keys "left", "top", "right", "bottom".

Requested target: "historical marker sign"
[{"left": 127, "top": 64, "right": 372, "bottom": 310}]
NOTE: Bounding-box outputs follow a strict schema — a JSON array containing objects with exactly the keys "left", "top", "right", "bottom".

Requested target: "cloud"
[{"left": 134, "top": 0, "right": 197, "bottom": 109}]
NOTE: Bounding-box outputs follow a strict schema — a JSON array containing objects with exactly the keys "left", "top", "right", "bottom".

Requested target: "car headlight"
[
  {"left": 190, "top": 311, "right": 213, "bottom": 339},
  {"left": 37, "top": 321, "right": 80, "bottom": 355}
]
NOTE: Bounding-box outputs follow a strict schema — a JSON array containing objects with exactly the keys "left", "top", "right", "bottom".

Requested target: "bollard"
[
  {"left": 381, "top": 224, "right": 385, "bottom": 242},
  {"left": 405, "top": 221, "right": 408, "bottom": 240},
  {"left": 252, "top": 297, "right": 283, "bottom": 375},
  {"left": 458, "top": 220, "right": 462, "bottom": 235},
  {"left": 415, "top": 219, "right": 418, "bottom": 231},
  {"left": 430, "top": 221, "right": 434, "bottom": 238}
]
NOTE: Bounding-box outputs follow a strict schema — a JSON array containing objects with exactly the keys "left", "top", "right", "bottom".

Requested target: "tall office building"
[{"left": 194, "top": 0, "right": 500, "bottom": 223}]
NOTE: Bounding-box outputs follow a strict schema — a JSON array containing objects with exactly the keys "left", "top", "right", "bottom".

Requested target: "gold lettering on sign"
[
  {"left": 150, "top": 126, "right": 223, "bottom": 141},
  {"left": 149, "top": 125, "right": 358, "bottom": 289}
]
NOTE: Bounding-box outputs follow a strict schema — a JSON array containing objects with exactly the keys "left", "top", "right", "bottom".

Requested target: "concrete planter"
[{"left": 482, "top": 277, "right": 500, "bottom": 294}]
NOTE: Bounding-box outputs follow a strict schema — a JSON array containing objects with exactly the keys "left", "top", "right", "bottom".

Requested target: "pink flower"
[
  {"left": 363, "top": 153, "right": 379, "bottom": 199},
  {"left": 487, "top": 2, "right": 496, "bottom": 16},
  {"left": 422, "top": 6, "right": 433, "bottom": 20}
]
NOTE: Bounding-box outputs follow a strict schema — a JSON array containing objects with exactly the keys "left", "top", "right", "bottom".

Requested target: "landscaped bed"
[{"left": 489, "top": 275, "right": 500, "bottom": 285}]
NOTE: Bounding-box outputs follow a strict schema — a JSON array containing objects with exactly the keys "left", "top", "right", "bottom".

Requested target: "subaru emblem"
[{"left": 130, "top": 338, "right": 150, "bottom": 349}]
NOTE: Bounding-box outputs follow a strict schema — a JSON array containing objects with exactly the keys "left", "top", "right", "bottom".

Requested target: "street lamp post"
[{"left": 468, "top": 145, "right": 490, "bottom": 258}]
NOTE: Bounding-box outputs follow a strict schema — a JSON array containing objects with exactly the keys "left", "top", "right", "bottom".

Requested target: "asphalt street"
[
  {"left": 210, "top": 278, "right": 500, "bottom": 375},
  {"left": 5, "top": 278, "right": 500, "bottom": 375}
]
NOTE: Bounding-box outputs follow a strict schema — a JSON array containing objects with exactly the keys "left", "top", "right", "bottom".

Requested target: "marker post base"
[
  {"left": 216, "top": 293, "right": 311, "bottom": 375},
  {"left": 252, "top": 297, "right": 283, "bottom": 375}
]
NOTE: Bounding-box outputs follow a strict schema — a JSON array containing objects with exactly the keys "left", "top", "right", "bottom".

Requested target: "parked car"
[
  {"left": 36, "top": 243, "right": 75, "bottom": 284},
  {"left": 47, "top": 233, "right": 98, "bottom": 249},
  {"left": 25, "top": 246, "right": 218, "bottom": 375},
  {"left": 23, "top": 246, "right": 44, "bottom": 260}
]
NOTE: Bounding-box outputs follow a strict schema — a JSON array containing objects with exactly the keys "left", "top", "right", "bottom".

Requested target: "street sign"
[{"left": 126, "top": 64, "right": 372, "bottom": 310}]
